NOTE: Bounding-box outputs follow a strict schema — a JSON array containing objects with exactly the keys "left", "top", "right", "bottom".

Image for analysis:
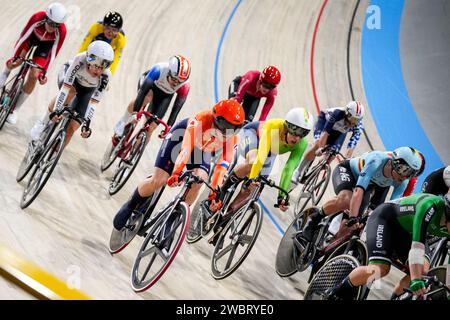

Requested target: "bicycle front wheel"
[
  {"left": 108, "top": 131, "right": 147, "bottom": 195},
  {"left": 211, "top": 202, "right": 263, "bottom": 280},
  {"left": 185, "top": 187, "right": 210, "bottom": 244},
  {"left": 0, "top": 77, "right": 23, "bottom": 131},
  {"left": 131, "top": 202, "right": 189, "bottom": 292},
  {"left": 304, "top": 254, "right": 362, "bottom": 300},
  {"left": 20, "top": 130, "right": 66, "bottom": 209}
]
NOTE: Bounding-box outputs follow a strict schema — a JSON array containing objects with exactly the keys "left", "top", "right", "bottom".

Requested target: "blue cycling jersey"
[{"left": 349, "top": 151, "right": 408, "bottom": 199}]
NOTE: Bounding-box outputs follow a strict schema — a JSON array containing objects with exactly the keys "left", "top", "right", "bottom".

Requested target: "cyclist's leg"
[
  {"left": 144, "top": 87, "right": 173, "bottom": 144},
  {"left": 328, "top": 203, "right": 397, "bottom": 299},
  {"left": 1, "top": 41, "right": 29, "bottom": 87},
  {"left": 20, "top": 40, "right": 52, "bottom": 97},
  {"left": 228, "top": 76, "right": 242, "bottom": 99}
]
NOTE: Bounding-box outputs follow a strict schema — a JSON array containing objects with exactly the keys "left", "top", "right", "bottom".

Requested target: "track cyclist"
[
  {"left": 112, "top": 55, "right": 191, "bottom": 144},
  {"left": 217, "top": 107, "right": 314, "bottom": 217},
  {"left": 0, "top": 2, "right": 67, "bottom": 124},
  {"left": 79, "top": 11, "right": 126, "bottom": 75},
  {"left": 326, "top": 192, "right": 450, "bottom": 300},
  {"left": 29, "top": 40, "right": 114, "bottom": 146},
  {"left": 228, "top": 66, "right": 281, "bottom": 122},
  {"left": 421, "top": 166, "right": 450, "bottom": 196},
  {"left": 111, "top": 99, "right": 244, "bottom": 235},
  {"left": 302, "top": 147, "right": 423, "bottom": 242},
  {"left": 292, "top": 101, "right": 365, "bottom": 186}
]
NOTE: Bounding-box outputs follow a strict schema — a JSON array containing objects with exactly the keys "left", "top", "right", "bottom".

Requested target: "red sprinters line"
[{"left": 310, "top": 0, "right": 329, "bottom": 115}]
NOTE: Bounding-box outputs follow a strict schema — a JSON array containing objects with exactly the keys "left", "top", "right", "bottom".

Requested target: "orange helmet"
[{"left": 212, "top": 99, "right": 245, "bottom": 134}]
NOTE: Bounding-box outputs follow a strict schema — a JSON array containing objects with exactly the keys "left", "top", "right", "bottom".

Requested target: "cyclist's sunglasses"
[
  {"left": 214, "top": 116, "right": 243, "bottom": 135},
  {"left": 46, "top": 19, "right": 60, "bottom": 28},
  {"left": 286, "top": 123, "right": 310, "bottom": 138},
  {"left": 393, "top": 160, "right": 417, "bottom": 178},
  {"left": 260, "top": 81, "right": 276, "bottom": 90},
  {"left": 168, "top": 74, "right": 182, "bottom": 85},
  {"left": 87, "top": 55, "right": 112, "bottom": 69}
]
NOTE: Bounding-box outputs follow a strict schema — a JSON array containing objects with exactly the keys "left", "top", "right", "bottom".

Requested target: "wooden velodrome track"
[{"left": 0, "top": 0, "right": 401, "bottom": 299}]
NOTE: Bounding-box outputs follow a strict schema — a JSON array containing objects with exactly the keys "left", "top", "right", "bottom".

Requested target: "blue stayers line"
[
  {"left": 361, "top": 0, "right": 444, "bottom": 189},
  {"left": 214, "top": 0, "right": 284, "bottom": 235}
]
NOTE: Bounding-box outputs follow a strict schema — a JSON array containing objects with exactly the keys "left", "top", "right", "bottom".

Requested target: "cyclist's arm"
[
  {"left": 78, "top": 23, "right": 98, "bottom": 53},
  {"left": 85, "top": 71, "right": 110, "bottom": 123},
  {"left": 18, "top": 12, "right": 42, "bottom": 39},
  {"left": 249, "top": 123, "right": 271, "bottom": 179},
  {"left": 391, "top": 180, "right": 408, "bottom": 200},
  {"left": 53, "top": 54, "right": 84, "bottom": 111},
  {"left": 349, "top": 157, "right": 381, "bottom": 217},
  {"left": 133, "top": 65, "right": 159, "bottom": 111},
  {"left": 211, "top": 135, "right": 237, "bottom": 190},
  {"left": 279, "top": 138, "right": 308, "bottom": 197},
  {"left": 166, "top": 83, "right": 190, "bottom": 127},
  {"left": 258, "top": 90, "right": 276, "bottom": 121},
  {"left": 346, "top": 120, "right": 363, "bottom": 154},
  {"left": 44, "top": 24, "right": 67, "bottom": 71},
  {"left": 172, "top": 118, "right": 196, "bottom": 176},
  {"left": 234, "top": 72, "right": 253, "bottom": 103},
  {"left": 109, "top": 34, "right": 126, "bottom": 75}
]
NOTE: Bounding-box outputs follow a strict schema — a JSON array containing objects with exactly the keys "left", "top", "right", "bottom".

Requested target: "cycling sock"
[
  {"left": 0, "top": 68, "right": 10, "bottom": 87},
  {"left": 113, "top": 188, "right": 149, "bottom": 230},
  {"left": 120, "top": 110, "right": 132, "bottom": 123},
  {"left": 14, "top": 92, "right": 29, "bottom": 111},
  {"left": 295, "top": 159, "right": 312, "bottom": 180}
]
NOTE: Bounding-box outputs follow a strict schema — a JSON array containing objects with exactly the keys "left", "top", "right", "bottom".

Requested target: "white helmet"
[
  {"left": 168, "top": 55, "right": 191, "bottom": 82},
  {"left": 46, "top": 2, "right": 68, "bottom": 24},
  {"left": 443, "top": 166, "right": 450, "bottom": 188},
  {"left": 87, "top": 41, "right": 114, "bottom": 69},
  {"left": 345, "top": 101, "right": 365, "bottom": 121},
  {"left": 285, "top": 107, "right": 314, "bottom": 137},
  {"left": 392, "top": 146, "right": 422, "bottom": 178}
]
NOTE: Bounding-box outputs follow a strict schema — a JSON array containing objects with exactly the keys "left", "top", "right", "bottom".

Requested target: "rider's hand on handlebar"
[
  {"left": 50, "top": 111, "right": 63, "bottom": 123},
  {"left": 167, "top": 174, "right": 181, "bottom": 187},
  {"left": 409, "top": 279, "right": 429, "bottom": 297},
  {"left": 159, "top": 127, "right": 170, "bottom": 139},
  {"left": 315, "top": 147, "right": 325, "bottom": 157},
  {"left": 38, "top": 71, "right": 47, "bottom": 85},
  {"left": 81, "top": 124, "right": 92, "bottom": 139},
  {"left": 277, "top": 196, "right": 289, "bottom": 212},
  {"left": 346, "top": 216, "right": 363, "bottom": 230}
]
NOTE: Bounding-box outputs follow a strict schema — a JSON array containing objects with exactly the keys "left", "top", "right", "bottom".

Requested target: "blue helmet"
[{"left": 392, "top": 147, "right": 422, "bottom": 178}]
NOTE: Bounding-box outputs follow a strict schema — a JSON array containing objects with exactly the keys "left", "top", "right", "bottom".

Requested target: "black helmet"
[
  {"left": 103, "top": 11, "right": 123, "bottom": 29},
  {"left": 444, "top": 193, "right": 450, "bottom": 222}
]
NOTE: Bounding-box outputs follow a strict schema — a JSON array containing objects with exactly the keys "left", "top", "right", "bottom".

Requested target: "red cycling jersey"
[
  {"left": 12, "top": 11, "right": 66, "bottom": 71},
  {"left": 235, "top": 70, "right": 278, "bottom": 121},
  {"left": 172, "top": 110, "right": 238, "bottom": 189}
]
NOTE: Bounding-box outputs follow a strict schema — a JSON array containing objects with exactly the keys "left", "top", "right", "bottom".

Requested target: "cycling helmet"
[
  {"left": 391, "top": 147, "right": 422, "bottom": 178},
  {"left": 444, "top": 193, "right": 450, "bottom": 221},
  {"left": 46, "top": 2, "right": 68, "bottom": 24},
  {"left": 443, "top": 166, "right": 450, "bottom": 188},
  {"left": 415, "top": 150, "right": 426, "bottom": 177},
  {"left": 87, "top": 41, "right": 114, "bottom": 69},
  {"left": 103, "top": 11, "right": 123, "bottom": 29},
  {"left": 168, "top": 55, "right": 191, "bottom": 82},
  {"left": 260, "top": 66, "right": 281, "bottom": 87},
  {"left": 345, "top": 101, "right": 365, "bottom": 121},
  {"left": 285, "top": 108, "right": 314, "bottom": 137},
  {"left": 212, "top": 99, "right": 245, "bottom": 134}
]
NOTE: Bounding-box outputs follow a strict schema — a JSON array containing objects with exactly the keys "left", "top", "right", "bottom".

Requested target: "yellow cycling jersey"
[{"left": 79, "top": 22, "right": 126, "bottom": 75}]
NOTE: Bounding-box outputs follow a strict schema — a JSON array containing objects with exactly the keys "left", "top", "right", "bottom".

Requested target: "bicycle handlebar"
[
  {"left": 136, "top": 110, "right": 170, "bottom": 138},
  {"left": 50, "top": 107, "right": 84, "bottom": 124},
  {"left": 400, "top": 274, "right": 449, "bottom": 300},
  {"left": 255, "top": 175, "right": 290, "bottom": 207},
  {"left": 14, "top": 56, "right": 46, "bottom": 73}
]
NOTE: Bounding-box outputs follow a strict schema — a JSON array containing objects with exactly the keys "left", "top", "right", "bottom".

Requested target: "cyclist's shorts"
[
  {"left": 155, "top": 118, "right": 211, "bottom": 175},
  {"left": 366, "top": 203, "right": 430, "bottom": 266},
  {"left": 332, "top": 160, "right": 357, "bottom": 194},
  {"left": 236, "top": 124, "right": 276, "bottom": 178},
  {"left": 314, "top": 112, "right": 346, "bottom": 151},
  {"left": 136, "top": 71, "right": 174, "bottom": 117},
  {"left": 15, "top": 33, "right": 52, "bottom": 68}
]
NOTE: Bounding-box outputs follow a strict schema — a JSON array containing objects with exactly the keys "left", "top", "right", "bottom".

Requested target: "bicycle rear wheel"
[
  {"left": 304, "top": 254, "right": 362, "bottom": 300},
  {"left": 108, "top": 131, "right": 147, "bottom": 195},
  {"left": 20, "top": 130, "right": 66, "bottom": 209},
  {"left": 211, "top": 202, "right": 262, "bottom": 280},
  {"left": 131, "top": 202, "right": 189, "bottom": 292}
]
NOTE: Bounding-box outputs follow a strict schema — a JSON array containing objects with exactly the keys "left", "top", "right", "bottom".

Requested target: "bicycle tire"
[
  {"left": 20, "top": 130, "right": 66, "bottom": 209},
  {"left": 100, "top": 139, "right": 119, "bottom": 172},
  {"left": 304, "top": 254, "right": 362, "bottom": 300},
  {"left": 131, "top": 202, "right": 189, "bottom": 292},
  {"left": 108, "top": 131, "right": 148, "bottom": 195},
  {"left": 211, "top": 202, "right": 263, "bottom": 280}
]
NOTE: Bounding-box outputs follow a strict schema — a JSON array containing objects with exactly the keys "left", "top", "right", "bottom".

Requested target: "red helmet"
[
  {"left": 260, "top": 65, "right": 281, "bottom": 87},
  {"left": 212, "top": 99, "right": 245, "bottom": 134}
]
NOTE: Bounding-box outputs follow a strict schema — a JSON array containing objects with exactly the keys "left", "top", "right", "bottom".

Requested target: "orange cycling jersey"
[{"left": 172, "top": 110, "right": 237, "bottom": 189}]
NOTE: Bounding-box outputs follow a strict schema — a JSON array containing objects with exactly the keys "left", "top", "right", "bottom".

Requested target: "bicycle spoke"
[
  {"left": 224, "top": 243, "right": 239, "bottom": 270},
  {"left": 140, "top": 251, "right": 158, "bottom": 282},
  {"left": 215, "top": 243, "right": 234, "bottom": 260}
]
